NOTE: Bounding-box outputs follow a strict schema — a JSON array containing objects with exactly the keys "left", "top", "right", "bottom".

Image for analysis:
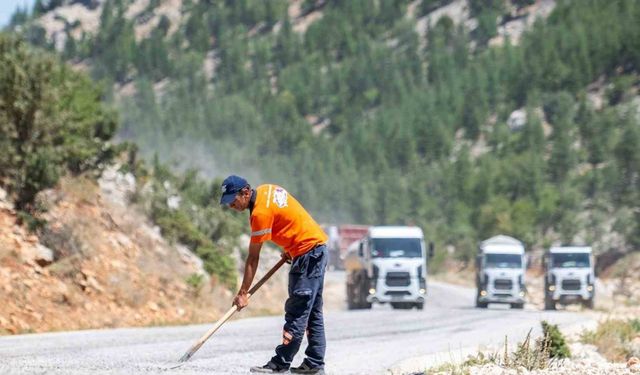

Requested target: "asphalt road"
[{"left": 0, "top": 272, "right": 591, "bottom": 375}]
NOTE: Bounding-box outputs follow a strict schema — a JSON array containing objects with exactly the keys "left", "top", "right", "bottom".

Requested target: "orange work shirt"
[{"left": 250, "top": 184, "right": 327, "bottom": 258}]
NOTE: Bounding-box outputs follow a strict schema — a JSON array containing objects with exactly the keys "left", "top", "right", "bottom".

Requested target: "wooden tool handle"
[{"left": 177, "top": 258, "right": 287, "bottom": 363}]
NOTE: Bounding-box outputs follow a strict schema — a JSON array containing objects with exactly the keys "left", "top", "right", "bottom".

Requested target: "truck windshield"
[
  {"left": 485, "top": 254, "right": 522, "bottom": 269},
  {"left": 551, "top": 253, "right": 590, "bottom": 268},
  {"left": 371, "top": 238, "right": 422, "bottom": 258}
]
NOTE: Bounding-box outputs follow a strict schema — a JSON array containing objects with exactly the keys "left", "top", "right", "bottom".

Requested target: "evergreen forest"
[{"left": 5, "top": 0, "right": 640, "bottom": 267}]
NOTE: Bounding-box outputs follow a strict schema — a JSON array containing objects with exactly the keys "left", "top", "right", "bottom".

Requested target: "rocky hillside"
[
  {"left": 0, "top": 167, "right": 288, "bottom": 334},
  {"left": 8, "top": 0, "right": 640, "bottom": 295},
  {"left": 0, "top": 31, "right": 289, "bottom": 336},
  {"left": 12, "top": 0, "right": 639, "bottom": 263}
]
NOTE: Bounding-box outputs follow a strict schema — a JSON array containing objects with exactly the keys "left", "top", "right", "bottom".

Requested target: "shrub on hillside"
[
  {"left": 0, "top": 35, "right": 117, "bottom": 212},
  {"left": 137, "top": 163, "right": 243, "bottom": 289},
  {"left": 196, "top": 245, "right": 236, "bottom": 289},
  {"left": 151, "top": 207, "right": 237, "bottom": 289},
  {"left": 185, "top": 273, "right": 205, "bottom": 296}
]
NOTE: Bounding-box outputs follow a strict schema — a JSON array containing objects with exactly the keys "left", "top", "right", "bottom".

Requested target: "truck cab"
[
  {"left": 344, "top": 226, "right": 433, "bottom": 310},
  {"left": 475, "top": 235, "right": 526, "bottom": 309},
  {"left": 544, "top": 246, "right": 595, "bottom": 310}
]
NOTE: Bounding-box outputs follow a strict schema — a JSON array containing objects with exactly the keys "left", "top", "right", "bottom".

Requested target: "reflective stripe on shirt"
[{"left": 251, "top": 228, "right": 272, "bottom": 236}]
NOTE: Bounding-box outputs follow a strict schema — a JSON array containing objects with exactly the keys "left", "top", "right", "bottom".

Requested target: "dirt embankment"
[{"left": 0, "top": 171, "right": 289, "bottom": 335}]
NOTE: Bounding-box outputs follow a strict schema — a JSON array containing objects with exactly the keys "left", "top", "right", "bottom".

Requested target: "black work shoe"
[
  {"left": 249, "top": 361, "right": 289, "bottom": 373},
  {"left": 290, "top": 362, "right": 325, "bottom": 374}
]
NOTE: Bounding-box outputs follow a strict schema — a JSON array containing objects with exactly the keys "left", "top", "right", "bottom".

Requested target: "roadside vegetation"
[
  {"left": 424, "top": 321, "right": 570, "bottom": 374},
  {"left": 0, "top": 34, "right": 242, "bottom": 288},
  {"left": 0, "top": 34, "right": 118, "bottom": 216},
  {"left": 581, "top": 319, "right": 640, "bottom": 362},
  {"left": 128, "top": 155, "right": 244, "bottom": 288}
]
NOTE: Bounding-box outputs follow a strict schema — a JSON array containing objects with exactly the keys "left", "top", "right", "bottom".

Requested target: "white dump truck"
[
  {"left": 343, "top": 226, "right": 433, "bottom": 310},
  {"left": 475, "top": 235, "right": 526, "bottom": 309},
  {"left": 543, "top": 246, "right": 595, "bottom": 310}
]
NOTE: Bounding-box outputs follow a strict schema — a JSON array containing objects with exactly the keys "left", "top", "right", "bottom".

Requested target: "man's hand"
[
  {"left": 234, "top": 242, "right": 262, "bottom": 311},
  {"left": 233, "top": 291, "right": 249, "bottom": 310}
]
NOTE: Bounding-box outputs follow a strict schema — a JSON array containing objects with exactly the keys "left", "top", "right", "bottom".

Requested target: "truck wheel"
[
  {"left": 346, "top": 283, "right": 357, "bottom": 310},
  {"left": 583, "top": 298, "right": 594, "bottom": 309},
  {"left": 544, "top": 294, "right": 556, "bottom": 310},
  {"left": 475, "top": 298, "right": 488, "bottom": 308},
  {"left": 510, "top": 303, "right": 524, "bottom": 309},
  {"left": 415, "top": 302, "right": 424, "bottom": 310},
  {"left": 357, "top": 271, "right": 370, "bottom": 309}
]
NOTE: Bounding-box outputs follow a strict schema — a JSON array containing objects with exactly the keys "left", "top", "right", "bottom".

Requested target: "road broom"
[{"left": 171, "top": 258, "right": 287, "bottom": 368}]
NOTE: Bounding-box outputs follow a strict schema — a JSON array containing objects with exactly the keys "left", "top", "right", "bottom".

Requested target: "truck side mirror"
[
  {"left": 428, "top": 242, "right": 434, "bottom": 258},
  {"left": 358, "top": 242, "right": 364, "bottom": 257}
]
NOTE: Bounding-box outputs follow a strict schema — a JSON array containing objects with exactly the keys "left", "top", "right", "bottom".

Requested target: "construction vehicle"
[
  {"left": 475, "top": 235, "right": 526, "bottom": 309},
  {"left": 343, "top": 226, "right": 433, "bottom": 310},
  {"left": 543, "top": 246, "right": 595, "bottom": 310},
  {"left": 323, "top": 224, "right": 370, "bottom": 270}
]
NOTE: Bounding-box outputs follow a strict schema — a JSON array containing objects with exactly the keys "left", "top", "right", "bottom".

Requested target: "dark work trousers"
[{"left": 271, "top": 244, "right": 327, "bottom": 369}]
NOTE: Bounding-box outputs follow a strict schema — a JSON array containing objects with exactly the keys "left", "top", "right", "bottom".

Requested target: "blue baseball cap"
[{"left": 219, "top": 175, "right": 249, "bottom": 205}]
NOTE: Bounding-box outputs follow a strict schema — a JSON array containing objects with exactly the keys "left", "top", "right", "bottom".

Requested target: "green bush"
[
  {"left": 16, "top": 210, "right": 47, "bottom": 232},
  {"left": 0, "top": 35, "right": 117, "bottom": 211},
  {"left": 185, "top": 273, "right": 205, "bottom": 295},
  {"left": 152, "top": 207, "right": 237, "bottom": 289},
  {"left": 541, "top": 320, "right": 571, "bottom": 359},
  {"left": 139, "top": 164, "right": 242, "bottom": 290},
  {"left": 606, "top": 75, "right": 636, "bottom": 105},
  {"left": 154, "top": 208, "right": 208, "bottom": 249},
  {"left": 196, "top": 245, "right": 237, "bottom": 289},
  {"left": 631, "top": 319, "right": 640, "bottom": 332}
]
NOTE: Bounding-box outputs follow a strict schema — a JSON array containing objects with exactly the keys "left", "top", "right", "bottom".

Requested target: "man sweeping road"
[{"left": 220, "top": 175, "right": 328, "bottom": 374}]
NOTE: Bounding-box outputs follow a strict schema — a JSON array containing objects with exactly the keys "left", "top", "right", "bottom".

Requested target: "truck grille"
[
  {"left": 494, "top": 279, "right": 513, "bottom": 290},
  {"left": 494, "top": 293, "right": 512, "bottom": 298},
  {"left": 561, "top": 279, "right": 581, "bottom": 291},
  {"left": 386, "top": 272, "right": 410, "bottom": 287},
  {"left": 385, "top": 291, "right": 411, "bottom": 297}
]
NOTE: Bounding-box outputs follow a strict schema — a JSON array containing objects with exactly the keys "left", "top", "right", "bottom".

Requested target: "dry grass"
[
  {"left": 429, "top": 258, "right": 475, "bottom": 288},
  {"left": 581, "top": 319, "right": 640, "bottom": 362},
  {"left": 59, "top": 176, "right": 99, "bottom": 205},
  {"left": 425, "top": 351, "right": 496, "bottom": 375},
  {"left": 424, "top": 325, "right": 562, "bottom": 374}
]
